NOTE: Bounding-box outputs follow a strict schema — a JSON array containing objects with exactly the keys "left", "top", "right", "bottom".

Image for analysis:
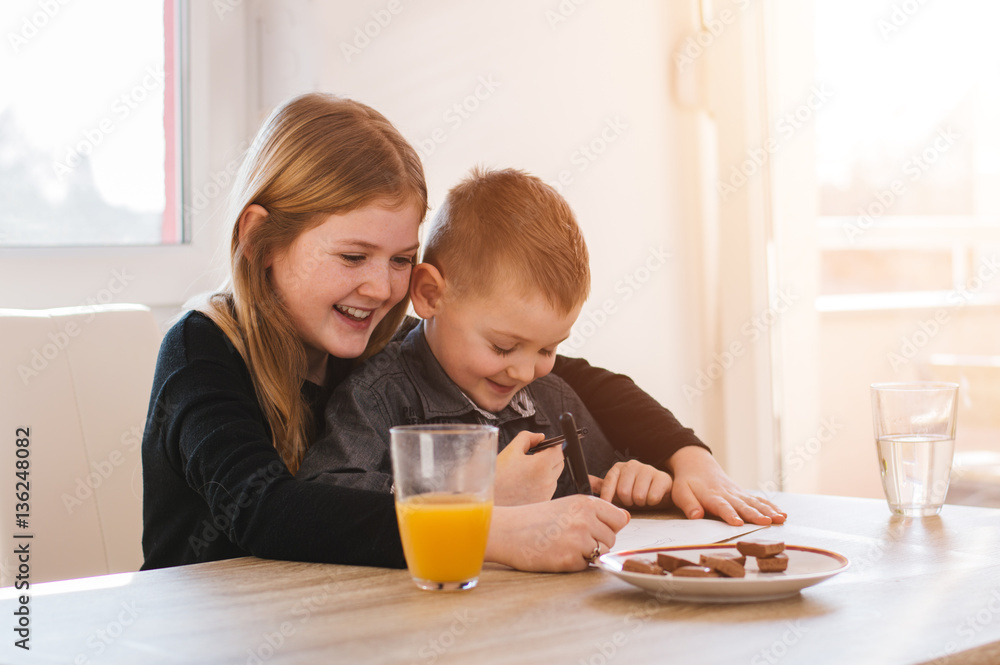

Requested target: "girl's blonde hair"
[{"left": 202, "top": 93, "right": 427, "bottom": 473}]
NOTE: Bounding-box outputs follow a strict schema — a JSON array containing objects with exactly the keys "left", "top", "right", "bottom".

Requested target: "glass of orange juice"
[{"left": 390, "top": 424, "right": 496, "bottom": 591}]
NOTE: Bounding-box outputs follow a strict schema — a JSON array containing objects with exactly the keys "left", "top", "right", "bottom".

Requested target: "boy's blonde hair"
[
  {"left": 424, "top": 167, "right": 589, "bottom": 313},
  {"left": 203, "top": 93, "right": 426, "bottom": 473}
]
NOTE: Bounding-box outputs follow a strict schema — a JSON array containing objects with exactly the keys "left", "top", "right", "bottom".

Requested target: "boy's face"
[{"left": 423, "top": 287, "right": 581, "bottom": 413}]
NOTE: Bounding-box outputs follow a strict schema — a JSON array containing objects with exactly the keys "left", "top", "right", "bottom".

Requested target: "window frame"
[{"left": 0, "top": 0, "right": 252, "bottom": 311}]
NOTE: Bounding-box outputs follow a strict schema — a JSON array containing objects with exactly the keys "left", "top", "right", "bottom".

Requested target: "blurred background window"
[
  {"left": 0, "top": 0, "right": 180, "bottom": 247},
  {"left": 781, "top": 0, "right": 1000, "bottom": 501},
  {"left": 815, "top": 0, "right": 1000, "bottom": 307}
]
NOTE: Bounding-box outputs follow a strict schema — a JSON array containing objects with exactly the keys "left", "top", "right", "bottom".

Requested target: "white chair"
[{"left": 0, "top": 304, "right": 162, "bottom": 584}]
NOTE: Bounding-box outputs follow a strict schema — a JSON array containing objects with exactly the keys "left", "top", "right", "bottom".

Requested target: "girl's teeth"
[{"left": 337, "top": 305, "right": 372, "bottom": 320}]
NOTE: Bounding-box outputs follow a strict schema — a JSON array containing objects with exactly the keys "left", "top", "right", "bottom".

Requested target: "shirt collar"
[{"left": 464, "top": 386, "right": 536, "bottom": 422}]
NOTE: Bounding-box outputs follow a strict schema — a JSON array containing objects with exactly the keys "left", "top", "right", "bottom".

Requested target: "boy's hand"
[
  {"left": 590, "top": 460, "right": 673, "bottom": 509},
  {"left": 668, "top": 446, "right": 787, "bottom": 526},
  {"left": 494, "top": 431, "right": 564, "bottom": 506}
]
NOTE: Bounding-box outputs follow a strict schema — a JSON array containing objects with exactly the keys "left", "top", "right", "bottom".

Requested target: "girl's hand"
[
  {"left": 668, "top": 446, "right": 787, "bottom": 526},
  {"left": 485, "top": 495, "right": 630, "bottom": 572},
  {"left": 494, "top": 431, "right": 564, "bottom": 506},
  {"left": 589, "top": 460, "right": 673, "bottom": 509}
]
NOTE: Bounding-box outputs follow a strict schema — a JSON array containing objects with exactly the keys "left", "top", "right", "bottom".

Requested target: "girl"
[{"left": 140, "top": 93, "right": 782, "bottom": 573}]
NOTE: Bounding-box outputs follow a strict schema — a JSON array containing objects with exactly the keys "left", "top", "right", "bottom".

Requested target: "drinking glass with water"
[{"left": 871, "top": 382, "right": 959, "bottom": 517}]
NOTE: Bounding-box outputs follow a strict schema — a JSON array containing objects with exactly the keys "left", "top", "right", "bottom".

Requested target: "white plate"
[{"left": 597, "top": 544, "right": 849, "bottom": 603}]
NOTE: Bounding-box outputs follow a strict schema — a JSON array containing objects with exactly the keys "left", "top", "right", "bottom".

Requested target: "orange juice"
[{"left": 396, "top": 492, "right": 493, "bottom": 584}]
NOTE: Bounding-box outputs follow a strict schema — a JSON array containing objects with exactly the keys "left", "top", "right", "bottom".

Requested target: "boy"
[{"left": 297, "top": 167, "right": 675, "bottom": 507}]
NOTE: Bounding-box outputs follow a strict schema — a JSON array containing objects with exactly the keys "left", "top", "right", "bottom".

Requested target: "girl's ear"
[
  {"left": 410, "top": 263, "right": 447, "bottom": 319},
  {"left": 238, "top": 204, "right": 269, "bottom": 264}
]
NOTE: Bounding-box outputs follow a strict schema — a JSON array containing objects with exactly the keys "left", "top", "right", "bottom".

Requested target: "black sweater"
[{"left": 140, "top": 311, "right": 707, "bottom": 570}]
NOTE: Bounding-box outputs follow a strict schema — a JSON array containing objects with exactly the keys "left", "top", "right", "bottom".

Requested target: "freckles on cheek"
[
  {"left": 277, "top": 258, "right": 310, "bottom": 292},
  {"left": 392, "top": 273, "right": 411, "bottom": 301},
  {"left": 287, "top": 269, "right": 308, "bottom": 292},
  {"left": 479, "top": 355, "right": 505, "bottom": 379},
  {"left": 536, "top": 361, "right": 556, "bottom": 379}
]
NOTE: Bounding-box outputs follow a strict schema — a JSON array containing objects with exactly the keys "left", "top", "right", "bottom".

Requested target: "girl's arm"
[
  {"left": 551, "top": 355, "right": 785, "bottom": 526},
  {"left": 486, "top": 496, "right": 630, "bottom": 571},
  {"left": 143, "top": 313, "right": 407, "bottom": 569},
  {"left": 551, "top": 354, "right": 708, "bottom": 467}
]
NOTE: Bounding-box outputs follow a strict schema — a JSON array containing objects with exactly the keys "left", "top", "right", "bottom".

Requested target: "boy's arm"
[
  {"left": 298, "top": 381, "right": 395, "bottom": 493},
  {"left": 550, "top": 354, "right": 709, "bottom": 469}
]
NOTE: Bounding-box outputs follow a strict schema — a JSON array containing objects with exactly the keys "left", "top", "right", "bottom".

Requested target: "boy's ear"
[
  {"left": 238, "top": 204, "right": 269, "bottom": 264},
  {"left": 410, "top": 263, "right": 447, "bottom": 319}
]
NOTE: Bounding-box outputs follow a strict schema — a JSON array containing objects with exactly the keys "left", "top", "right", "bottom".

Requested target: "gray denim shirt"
[{"left": 297, "top": 321, "right": 621, "bottom": 499}]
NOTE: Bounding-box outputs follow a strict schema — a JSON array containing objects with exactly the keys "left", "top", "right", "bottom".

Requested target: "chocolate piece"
[
  {"left": 657, "top": 552, "right": 697, "bottom": 572},
  {"left": 671, "top": 566, "right": 720, "bottom": 578},
  {"left": 711, "top": 551, "right": 747, "bottom": 566},
  {"left": 736, "top": 540, "right": 785, "bottom": 558},
  {"left": 622, "top": 558, "right": 665, "bottom": 575},
  {"left": 756, "top": 553, "right": 789, "bottom": 572},
  {"left": 699, "top": 554, "right": 746, "bottom": 578}
]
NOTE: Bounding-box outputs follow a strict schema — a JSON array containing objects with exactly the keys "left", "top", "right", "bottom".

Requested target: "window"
[
  {"left": 0, "top": 0, "right": 249, "bottom": 312},
  {"left": 760, "top": 0, "right": 1000, "bottom": 500},
  {"left": 1, "top": 0, "right": 181, "bottom": 247},
  {"left": 815, "top": 0, "right": 1000, "bottom": 311}
]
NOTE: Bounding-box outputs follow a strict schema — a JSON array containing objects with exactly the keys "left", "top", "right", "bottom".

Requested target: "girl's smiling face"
[{"left": 269, "top": 202, "right": 422, "bottom": 381}]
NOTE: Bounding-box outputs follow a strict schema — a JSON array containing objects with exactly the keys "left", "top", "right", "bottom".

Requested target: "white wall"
[{"left": 252, "top": 0, "right": 710, "bottom": 437}]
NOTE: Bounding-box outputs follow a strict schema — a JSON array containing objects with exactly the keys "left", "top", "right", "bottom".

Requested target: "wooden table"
[{"left": 5, "top": 492, "right": 1000, "bottom": 665}]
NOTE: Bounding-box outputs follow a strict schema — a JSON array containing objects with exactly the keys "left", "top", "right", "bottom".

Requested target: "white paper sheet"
[{"left": 609, "top": 517, "right": 770, "bottom": 553}]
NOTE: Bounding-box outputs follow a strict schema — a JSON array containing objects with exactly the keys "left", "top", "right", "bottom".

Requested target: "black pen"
[
  {"left": 560, "top": 413, "right": 594, "bottom": 496},
  {"left": 525, "top": 427, "right": 588, "bottom": 455}
]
